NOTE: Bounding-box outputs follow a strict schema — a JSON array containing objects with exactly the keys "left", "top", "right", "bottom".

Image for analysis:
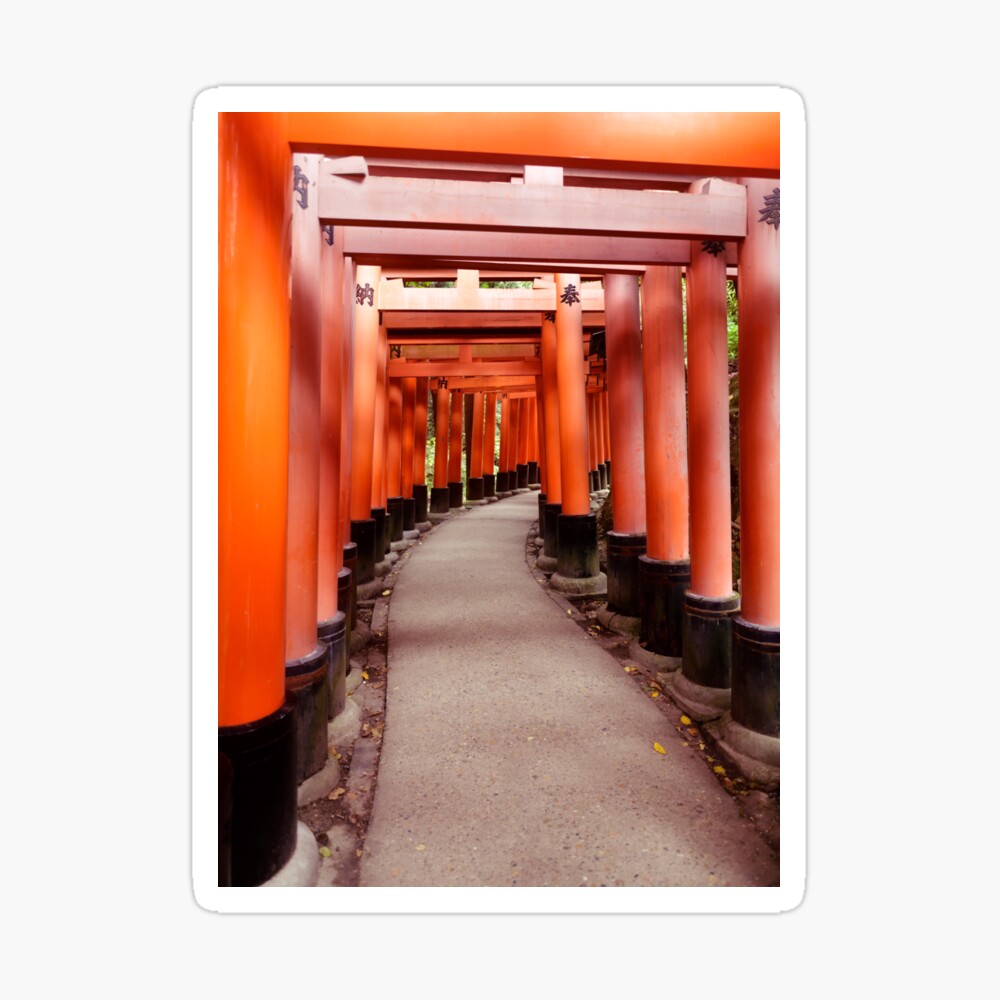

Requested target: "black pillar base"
[
  {"left": 413, "top": 484, "right": 428, "bottom": 524},
  {"left": 589, "top": 470, "right": 600, "bottom": 492},
  {"left": 516, "top": 464, "right": 529, "bottom": 489},
  {"left": 370, "top": 507, "right": 387, "bottom": 558},
  {"left": 342, "top": 543, "right": 357, "bottom": 629},
  {"left": 527, "top": 460, "right": 539, "bottom": 484},
  {"left": 350, "top": 519, "right": 376, "bottom": 584},
  {"left": 218, "top": 751, "right": 233, "bottom": 886},
  {"left": 682, "top": 592, "right": 739, "bottom": 691},
  {"left": 484, "top": 473, "right": 496, "bottom": 497},
  {"left": 337, "top": 567, "right": 353, "bottom": 645},
  {"left": 537, "top": 492, "right": 547, "bottom": 539},
  {"left": 638, "top": 556, "right": 691, "bottom": 657},
  {"left": 387, "top": 496, "right": 404, "bottom": 542},
  {"left": 467, "top": 476, "right": 485, "bottom": 501},
  {"left": 401, "top": 497, "right": 415, "bottom": 532},
  {"left": 318, "top": 611, "right": 348, "bottom": 719},
  {"left": 430, "top": 486, "right": 451, "bottom": 514},
  {"left": 448, "top": 481, "right": 464, "bottom": 508},
  {"left": 285, "top": 643, "right": 330, "bottom": 784},
  {"left": 543, "top": 502, "right": 562, "bottom": 559},
  {"left": 218, "top": 698, "right": 297, "bottom": 886},
  {"left": 732, "top": 618, "right": 780, "bottom": 738},
  {"left": 606, "top": 531, "right": 647, "bottom": 617},
  {"left": 496, "top": 471, "right": 510, "bottom": 494},
  {"left": 605, "top": 459, "right": 611, "bottom": 485},
  {"left": 556, "top": 512, "right": 600, "bottom": 578},
  {"left": 598, "top": 464, "right": 608, "bottom": 490}
]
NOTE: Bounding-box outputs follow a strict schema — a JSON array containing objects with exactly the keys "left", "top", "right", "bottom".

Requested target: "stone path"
[{"left": 360, "top": 491, "right": 778, "bottom": 887}]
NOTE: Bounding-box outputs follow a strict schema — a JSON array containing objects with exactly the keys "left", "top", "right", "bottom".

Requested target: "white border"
[{"left": 193, "top": 86, "right": 805, "bottom": 914}]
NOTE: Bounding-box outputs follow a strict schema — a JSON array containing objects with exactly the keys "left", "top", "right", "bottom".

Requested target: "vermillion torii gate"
[{"left": 218, "top": 111, "right": 781, "bottom": 886}]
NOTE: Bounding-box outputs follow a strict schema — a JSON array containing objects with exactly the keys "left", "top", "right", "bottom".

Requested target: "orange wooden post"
[
  {"left": 538, "top": 312, "right": 562, "bottom": 573},
  {"left": 587, "top": 390, "right": 599, "bottom": 492},
  {"left": 400, "top": 376, "right": 418, "bottom": 532},
  {"left": 669, "top": 192, "right": 743, "bottom": 721},
  {"left": 723, "top": 177, "right": 781, "bottom": 784},
  {"left": 284, "top": 152, "right": 330, "bottom": 785},
  {"left": 430, "top": 378, "right": 452, "bottom": 518},
  {"left": 637, "top": 265, "right": 690, "bottom": 662},
  {"left": 527, "top": 395, "right": 540, "bottom": 487},
  {"left": 533, "top": 380, "right": 548, "bottom": 531},
  {"left": 317, "top": 220, "right": 348, "bottom": 721},
  {"left": 466, "top": 390, "right": 486, "bottom": 502},
  {"left": 601, "top": 385, "right": 612, "bottom": 486},
  {"left": 496, "top": 394, "right": 511, "bottom": 496},
  {"left": 218, "top": 112, "right": 297, "bottom": 886},
  {"left": 340, "top": 253, "right": 358, "bottom": 631},
  {"left": 604, "top": 273, "right": 647, "bottom": 617},
  {"left": 370, "top": 321, "right": 389, "bottom": 565},
  {"left": 413, "top": 376, "right": 432, "bottom": 529},
  {"left": 552, "top": 273, "right": 605, "bottom": 594},
  {"left": 349, "top": 264, "right": 381, "bottom": 584},
  {"left": 386, "top": 377, "right": 404, "bottom": 542},
  {"left": 483, "top": 390, "right": 498, "bottom": 498},
  {"left": 515, "top": 396, "right": 530, "bottom": 489},
  {"left": 595, "top": 388, "right": 608, "bottom": 489},
  {"left": 448, "top": 388, "right": 464, "bottom": 508}
]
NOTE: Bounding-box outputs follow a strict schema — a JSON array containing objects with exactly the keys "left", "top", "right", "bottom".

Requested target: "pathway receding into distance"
[{"left": 360, "top": 492, "right": 778, "bottom": 888}]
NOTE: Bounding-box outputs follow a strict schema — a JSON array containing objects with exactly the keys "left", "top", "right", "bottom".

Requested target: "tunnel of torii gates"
[{"left": 218, "top": 111, "right": 780, "bottom": 886}]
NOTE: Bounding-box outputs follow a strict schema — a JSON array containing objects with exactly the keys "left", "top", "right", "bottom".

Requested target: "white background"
[{"left": 2, "top": 2, "right": 993, "bottom": 994}]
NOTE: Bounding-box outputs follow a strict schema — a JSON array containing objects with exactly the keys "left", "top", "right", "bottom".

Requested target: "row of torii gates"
[{"left": 218, "top": 112, "right": 780, "bottom": 886}]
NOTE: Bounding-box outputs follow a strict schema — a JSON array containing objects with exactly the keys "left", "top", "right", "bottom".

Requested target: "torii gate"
[{"left": 218, "top": 111, "right": 780, "bottom": 886}]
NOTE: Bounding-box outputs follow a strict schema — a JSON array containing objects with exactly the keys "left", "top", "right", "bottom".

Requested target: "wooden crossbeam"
[
  {"left": 384, "top": 311, "right": 606, "bottom": 330},
  {"left": 386, "top": 359, "right": 541, "bottom": 378},
  {"left": 342, "top": 227, "right": 737, "bottom": 266},
  {"left": 378, "top": 277, "right": 603, "bottom": 312},
  {"left": 320, "top": 171, "right": 746, "bottom": 240}
]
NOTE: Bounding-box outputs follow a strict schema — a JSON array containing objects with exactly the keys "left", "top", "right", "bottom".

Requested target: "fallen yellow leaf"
[
  {"left": 713, "top": 765, "right": 727, "bottom": 775},
  {"left": 361, "top": 671, "right": 369, "bottom": 681},
  {"left": 415, "top": 844, "right": 427, "bottom": 851},
  {"left": 328, "top": 786, "right": 346, "bottom": 800},
  {"left": 653, "top": 742, "right": 667, "bottom": 754},
  {"left": 680, "top": 715, "right": 692, "bottom": 726},
  {"left": 566, "top": 609, "right": 573, "bottom": 615},
  {"left": 382, "top": 589, "right": 391, "bottom": 596},
  {"left": 650, "top": 690, "right": 659, "bottom": 698},
  {"left": 318, "top": 846, "right": 332, "bottom": 858}
]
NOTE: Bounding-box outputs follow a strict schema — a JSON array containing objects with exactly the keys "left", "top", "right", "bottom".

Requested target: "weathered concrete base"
[
  {"left": 260, "top": 821, "right": 319, "bottom": 887},
  {"left": 402, "top": 528, "right": 421, "bottom": 540},
  {"left": 485, "top": 496, "right": 499, "bottom": 503},
  {"left": 529, "top": 483, "right": 541, "bottom": 491},
  {"left": 327, "top": 693, "right": 363, "bottom": 749},
  {"left": 464, "top": 498, "right": 488, "bottom": 507},
  {"left": 706, "top": 713, "right": 780, "bottom": 791},
  {"left": 536, "top": 554, "right": 559, "bottom": 575},
  {"left": 550, "top": 571, "right": 607, "bottom": 597},
  {"left": 628, "top": 636, "right": 682, "bottom": 673},
  {"left": 428, "top": 511, "right": 452, "bottom": 524},
  {"left": 416, "top": 520, "right": 433, "bottom": 532},
  {"left": 390, "top": 539, "right": 412, "bottom": 552},
  {"left": 596, "top": 606, "right": 641, "bottom": 637},
  {"left": 297, "top": 755, "right": 342, "bottom": 807},
  {"left": 497, "top": 491, "right": 513, "bottom": 499},
  {"left": 357, "top": 578, "right": 386, "bottom": 601},
  {"left": 374, "top": 559, "right": 392, "bottom": 576},
  {"left": 349, "top": 620, "right": 371, "bottom": 654},
  {"left": 661, "top": 669, "right": 731, "bottom": 723}
]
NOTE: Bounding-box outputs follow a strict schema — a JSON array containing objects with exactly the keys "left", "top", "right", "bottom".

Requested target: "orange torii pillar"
[
  {"left": 400, "top": 376, "right": 419, "bottom": 534},
  {"left": 667, "top": 204, "right": 742, "bottom": 721},
  {"left": 466, "top": 391, "right": 487, "bottom": 503},
  {"left": 283, "top": 152, "right": 330, "bottom": 786},
  {"left": 317, "top": 218, "right": 347, "bottom": 721},
  {"left": 527, "top": 395, "right": 541, "bottom": 487},
  {"left": 596, "top": 388, "right": 608, "bottom": 489},
  {"left": 515, "top": 396, "right": 530, "bottom": 490},
  {"left": 413, "top": 376, "right": 432, "bottom": 530},
  {"left": 429, "top": 377, "right": 452, "bottom": 519},
  {"left": 372, "top": 323, "right": 390, "bottom": 566},
  {"left": 447, "top": 388, "right": 464, "bottom": 508},
  {"left": 386, "top": 377, "right": 404, "bottom": 543},
  {"left": 496, "top": 394, "right": 512, "bottom": 496},
  {"left": 719, "top": 178, "right": 781, "bottom": 786},
  {"left": 538, "top": 312, "right": 562, "bottom": 574},
  {"left": 349, "top": 264, "right": 380, "bottom": 585},
  {"left": 551, "top": 274, "right": 606, "bottom": 595},
  {"left": 339, "top": 252, "right": 356, "bottom": 639},
  {"left": 637, "top": 265, "right": 690, "bottom": 662},
  {"left": 483, "top": 390, "right": 498, "bottom": 499},
  {"left": 587, "top": 391, "right": 600, "bottom": 492},
  {"left": 534, "top": 379, "right": 548, "bottom": 527},
  {"left": 604, "top": 273, "right": 647, "bottom": 618},
  {"left": 601, "top": 386, "right": 612, "bottom": 486},
  {"left": 218, "top": 112, "right": 297, "bottom": 887}
]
